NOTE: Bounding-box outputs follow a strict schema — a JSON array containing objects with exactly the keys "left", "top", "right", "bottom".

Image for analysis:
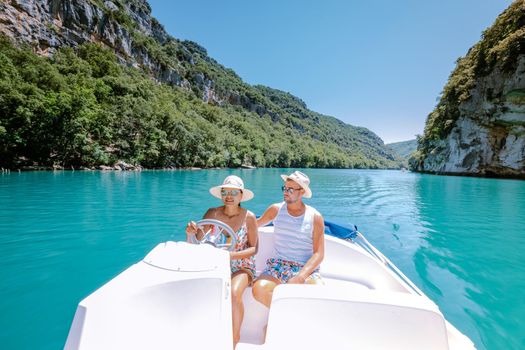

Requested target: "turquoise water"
[{"left": 1, "top": 169, "right": 524, "bottom": 349}]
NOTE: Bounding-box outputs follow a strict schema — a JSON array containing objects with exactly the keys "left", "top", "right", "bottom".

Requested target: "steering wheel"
[{"left": 190, "top": 219, "right": 237, "bottom": 251}]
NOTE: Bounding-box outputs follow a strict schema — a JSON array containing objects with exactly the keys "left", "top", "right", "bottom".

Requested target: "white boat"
[
  {"left": 240, "top": 164, "right": 257, "bottom": 169},
  {"left": 65, "top": 220, "right": 476, "bottom": 349}
]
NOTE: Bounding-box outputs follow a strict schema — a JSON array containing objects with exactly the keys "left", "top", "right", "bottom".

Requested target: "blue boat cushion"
[{"left": 324, "top": 221, "right": 358, "bottom": 239}]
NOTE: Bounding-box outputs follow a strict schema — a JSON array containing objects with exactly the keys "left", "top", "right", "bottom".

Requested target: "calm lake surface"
[{"left": 1, "top": 169, "right": 524, "bottom": 349}]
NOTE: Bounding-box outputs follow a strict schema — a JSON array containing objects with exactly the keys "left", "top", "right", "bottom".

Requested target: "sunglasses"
[
  {"left": 281, "top": 186, "right": 303, "bottom": 194},
  {"left": 221, "top": 189, "right": 241, "bottom": 197}
]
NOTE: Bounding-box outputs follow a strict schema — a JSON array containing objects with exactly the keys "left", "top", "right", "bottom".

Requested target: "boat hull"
[{"left": 65, "top": 225, "right": 476, "bottom": 349}]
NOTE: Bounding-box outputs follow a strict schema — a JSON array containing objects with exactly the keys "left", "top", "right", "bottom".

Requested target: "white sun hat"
[
  {"left": 280, "top": 171, "right": 312, "bottom": 198},
  {"left": 209, "top": 175, "right": 254, "bottom": 202}
]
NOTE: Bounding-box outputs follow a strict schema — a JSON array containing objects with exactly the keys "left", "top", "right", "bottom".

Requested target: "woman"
[{"left": 185, "top": 175, "right": 258, "bottom": 348}]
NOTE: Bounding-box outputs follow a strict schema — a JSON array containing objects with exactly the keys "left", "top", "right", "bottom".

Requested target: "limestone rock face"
[
  {"left": 417, "top": 56, "right": 525, "bottom": 178},
  {"left": 2, "top": 0, "right": 125, "bottom": 57},
  {"left": 0, "top": 0, "right": 221, "bottom": 104}
]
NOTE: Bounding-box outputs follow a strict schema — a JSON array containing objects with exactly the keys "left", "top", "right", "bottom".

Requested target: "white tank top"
[{"left": 273, "top": 202, "right": 318, "bottom": 265}]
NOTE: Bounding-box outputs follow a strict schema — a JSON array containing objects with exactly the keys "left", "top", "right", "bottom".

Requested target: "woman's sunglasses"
[{"left": 221, "top": 189, "right": 241, "bottom": 197}]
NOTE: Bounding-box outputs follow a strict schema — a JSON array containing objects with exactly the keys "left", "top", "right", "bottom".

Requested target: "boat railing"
[
  {"left": 352, "top": 231, "right": 424, "bottom": 297},
  {"left": 323, "top": 220, "right": 424, "bottom": 296}
]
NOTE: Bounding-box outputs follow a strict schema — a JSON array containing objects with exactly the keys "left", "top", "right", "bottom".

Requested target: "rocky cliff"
[
  {"left": 1, "top": 0, "right": 199, "bottom": 92},
  {"left": 0, "top": 0, "right": 283, "bottom": 115},
  {"left": 411, "top": 1, "right": 525, "bottom": 179}
]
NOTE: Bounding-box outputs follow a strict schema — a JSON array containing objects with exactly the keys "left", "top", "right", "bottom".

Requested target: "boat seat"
[
  {"left": 238, "top": 278, "right": 369, "bottom": 346},
  {"left": 238, "top": 284, "right": 449, "bottom": 350},
  {"left": 320, "top": 235, "right": 409, "bottom": 292},
  {"left": 257, "top": 227, "right": 409, "bottom": 293},
  {"left": 322, "top": 276, "right": 370, "bottom": 290}
]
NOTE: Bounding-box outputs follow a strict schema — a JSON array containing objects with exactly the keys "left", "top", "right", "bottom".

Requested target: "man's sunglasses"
[
  {"left": 221, "top": 189, "right": 241, "bottom": 197},
  {"left": 281, "top": 186, "right": 303, "bottom": 194}
]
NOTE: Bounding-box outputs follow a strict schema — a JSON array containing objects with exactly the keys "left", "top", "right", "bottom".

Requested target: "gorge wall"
[{"left": 411, "top": 1, "right": 525, "bottom": 179}]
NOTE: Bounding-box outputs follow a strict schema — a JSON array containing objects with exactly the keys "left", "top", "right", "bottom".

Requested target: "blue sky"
[{"left": 148, "top": 0, "right": 513, "bottom": 143}]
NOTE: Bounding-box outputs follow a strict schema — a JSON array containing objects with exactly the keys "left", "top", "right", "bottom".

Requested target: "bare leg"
[
  {"left": 231, "top": 271, "right": 250, "bottom": 348},
  {"left": 252, "top": 275, "right": 280, "bottom": 343},
  {"left": 252, "top": 275, "right": 280, "bottom": 308}
]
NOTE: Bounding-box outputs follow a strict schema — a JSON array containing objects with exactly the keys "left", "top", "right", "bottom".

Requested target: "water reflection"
[{"left": 413, "top": 175, "right": 525, "bottom": 350}]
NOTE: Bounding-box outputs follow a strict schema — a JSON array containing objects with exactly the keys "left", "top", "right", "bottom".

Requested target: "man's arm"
[
  {"left": 288, "top": 213, "right": 325, "bottom": 284},
  {"left": 256, "top": 204, "right": 279, "bottom": 227}
]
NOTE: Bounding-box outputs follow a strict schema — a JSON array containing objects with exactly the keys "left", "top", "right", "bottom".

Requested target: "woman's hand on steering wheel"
[
  {"left": 187, "top": 219, "right": 237, "bottom": 251},
  {"left": 185, "top": 221, "right": 198, "bottom": 235}
]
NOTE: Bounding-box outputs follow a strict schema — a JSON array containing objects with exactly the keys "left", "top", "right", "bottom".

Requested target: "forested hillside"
[
  {"left": 0, "top": 0, "right": 399, "bottom": 170},
  {"left": 387, "top": 140, "right": 417, "bottom": 160}
]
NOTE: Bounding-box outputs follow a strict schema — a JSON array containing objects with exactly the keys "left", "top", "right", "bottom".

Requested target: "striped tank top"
[{"left": 273, "top": 202, "right": 318, "bottom": 265}]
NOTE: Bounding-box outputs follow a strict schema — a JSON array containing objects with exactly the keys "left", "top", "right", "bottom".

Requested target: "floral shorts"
[
  {"left": 261, "top": 258, "right": 321, "bottom": 284},
  {"left": 231, "top": 258, "right": 256, "bottom": 283}
]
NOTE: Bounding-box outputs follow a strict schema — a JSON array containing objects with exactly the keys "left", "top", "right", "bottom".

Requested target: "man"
[{"left": 252, "top": 171, "right": 325, "bottom": 309}]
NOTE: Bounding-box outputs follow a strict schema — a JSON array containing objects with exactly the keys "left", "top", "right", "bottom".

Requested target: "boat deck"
[
  {"left": 65, "top": 225, "right": 476, "bottom": 349},
  {"left": 237, "top": 227, "right": 474, "bottom": 349}
]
